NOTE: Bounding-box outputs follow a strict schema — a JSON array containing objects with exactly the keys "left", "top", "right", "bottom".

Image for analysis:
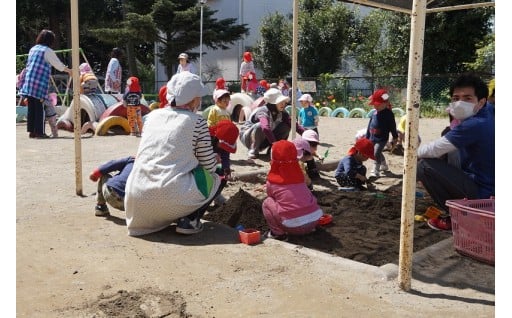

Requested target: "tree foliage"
[
  {"left": 252, "top": 12, "right": 293, "bottom": 79},
  {"left": 298, "top": 0, "right": 358, "bottom": 76}
]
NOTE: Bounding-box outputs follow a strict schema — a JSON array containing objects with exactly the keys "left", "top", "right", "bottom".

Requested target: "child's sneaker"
[
  {"left": 380, "top": 163, "right": 389, "bottom": 171},
  {"left": 176, "top": 217, "right": 204, "bottom": 235},
  {"left": 247, "top": 149, "right": 258, "bottom": 159},
  {"left": 427, "top": 216, "right": 452, "bottom": 232},
  {"left": 264, "top": 230, "right": 288, "bottom": 242},
  {"left": 95, "top": 204, "right": 110, "bottom": 216}
]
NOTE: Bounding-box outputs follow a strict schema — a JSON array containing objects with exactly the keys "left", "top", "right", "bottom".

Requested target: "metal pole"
[
  {"left": 398, "top": 0, "right": 426, "bottom": 291},
  {"left": 291, "top": 0, "right": 299, "bottom": 139},
  {"left": 70, "top": 0, "right": 83, "bottom": 196},
  {"left": 199, "top": 1, "right": 206, "bottom": 79}
]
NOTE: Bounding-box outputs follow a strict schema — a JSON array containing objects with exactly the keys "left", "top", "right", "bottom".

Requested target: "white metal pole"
[
  {"left": 291, "top": 0, "right": 299, "bottom": 139},
  {"left": 398, "top": 0, "right": 426, "bottom": 291},
  {"left": 199, "top": 1, "right": 205, "bottom": 79},
  {"left": 70, "top": 0, "right": 83, "bottom": 196}
]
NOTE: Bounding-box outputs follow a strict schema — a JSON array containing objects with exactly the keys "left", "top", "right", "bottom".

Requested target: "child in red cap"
[
  {"left": 209, "top": 120, "right": 239, "bottom": 180},
  {"left": 262, "top": 140, "right": 323, "bottom": 241},
  {"left": 334, "top": 137, "right": 375, "bottom": 191},
  {"left": 239, "top": 51, "right": 255, "bottom": 92},
  {"left": 365, "top": 89, "right": 398, "bottom": 177},
  {"left": 123, "top": 76, "right": 143, "bottom": 137}
]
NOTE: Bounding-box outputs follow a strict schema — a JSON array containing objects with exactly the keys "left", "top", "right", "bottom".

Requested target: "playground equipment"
[{"left": 56, "top": 93, "right": 150, "bottom": 135}]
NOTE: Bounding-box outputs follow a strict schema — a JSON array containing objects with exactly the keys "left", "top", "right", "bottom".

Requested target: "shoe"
[
  {"left": 95, "top": 204, "right": 110, "bottom": 216},
  {"left": 247, "top": 149, "right": 259, "bottom": 159},
  {"left": 369, "top": 169, "right": 380, "bottom": 177},
  {"left": 427, "top": 216, "right": 452, "bottom": 232},
  {"left": 214, "top": 194, "right": 227, "bottom": 206},
  {"left": 264, "top": 230, "right": 288, "bottom": 242},
  {"left": 380, "top": 164, "right": 389, "bottom": 171},
  {"left": 34, "top": 134, "right": 50, "bottom": 139},
  {"left": 176, "top": 217, "right": 204, "bottom": 235}
]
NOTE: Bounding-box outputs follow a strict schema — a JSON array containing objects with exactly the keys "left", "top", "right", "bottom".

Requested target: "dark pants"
[
  {"left": 185, "top": 178, "right": 228, "bottom": 221},
  {"left": 26, "top": 96, "right": 46, "bottom": 136},
  {"left": 416, "top": 158, "right": 479, "bottom": 212}
]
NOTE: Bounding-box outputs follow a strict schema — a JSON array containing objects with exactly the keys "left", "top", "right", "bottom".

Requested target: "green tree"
[
  {"left": 151, "top": 0, "right": 249, "bottom": 77},
  {"left": 463, "top": 33, "right": 495, "bottom": 74},
  {"left": 298, "top": 0, "right": 358, "bottom": 77},
  {"left": 253, "top": 12, "right": 293, "bottom": 79}
]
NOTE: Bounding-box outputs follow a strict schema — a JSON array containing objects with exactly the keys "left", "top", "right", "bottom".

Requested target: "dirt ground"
[{"left": 15, "top": 115, "right": 496, "bottom": 317}]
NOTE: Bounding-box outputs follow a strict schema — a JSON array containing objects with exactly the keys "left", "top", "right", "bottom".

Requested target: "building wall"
[{"left": 155, "top": 0, "right": 293, "bottom": 89}]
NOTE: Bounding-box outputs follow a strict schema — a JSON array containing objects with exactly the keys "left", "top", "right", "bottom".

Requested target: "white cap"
[
  {"left": 213, "top": 89, "right": 230, "bottom": 102},
  {"left": 166, "top": 71, "right": 208, "bottom": 106},
  {"left": 298, "top": 93, "right": 313, "bottom": 102},
  {"left": 178, "top": 53, "right": 189, "bottom": 60},
  {"left": 302, "top": 130, "right": 319, "bottom": 143},
  {"left": 263, "top": 88, "right": 290, "bottom": 105}
]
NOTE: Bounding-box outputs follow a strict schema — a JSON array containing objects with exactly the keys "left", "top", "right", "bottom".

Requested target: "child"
[
  {"left": 334, "top": 138, "right": 375, "bottom": 191},
  {"left": 209, "top": 119, "right": 239, "bottom": 180},
  {"left": 262, "top": 140, "right": 323, "bottom": 241},
  {"left": 79, "top": 62, "right": 98, "bottom": 94},
  {"left": 239, "top": 51, "right": 255, "bottom": 92},
  {"left": 298, "top": 94, "right": 319, "bottom": 135},
  {"left": 255, "top": 79, "right": 270, "bottom": 97},
  {"left": 89, "top": 156, "right": 135, "bottom": 216},
  {"left": 365, "top": 89, "right": 398, "bottom": 177},
  {"left": 301, "top": 129, "right": 324, "bottom": 179},
  {"left": 208, "top": 89, "right": 231, "bottom": 127},
  {"left": 44, "top": 92, "right": 59, "bottom": 138},
  {"left": 123, "top": 76, "right": 143, "bottom": 137},
  {"left": 209, "top": 119, "right": 239, "bottom": 205},
  {"left": 243, "top": 71, "right": 259, "bottom": 96},
  {"left": 292, "top": 137, "right": 314, "bottom": 190}
]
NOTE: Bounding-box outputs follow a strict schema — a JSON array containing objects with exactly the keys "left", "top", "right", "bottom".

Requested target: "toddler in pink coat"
[{"left": 262, "top": 140, "right": 323, "bottom": 241}]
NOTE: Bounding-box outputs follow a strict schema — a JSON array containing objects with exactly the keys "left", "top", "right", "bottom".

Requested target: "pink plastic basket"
[{"left": 446, "top": 198, "right": 495, "bottom": 265}]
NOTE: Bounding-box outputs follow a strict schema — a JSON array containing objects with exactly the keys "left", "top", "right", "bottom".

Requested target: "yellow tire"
[
  {"left": 95, "top": 116, "right": 131, "bottom": 136},
  {"left": 149, "top": 102, "right": 160, "bottom": 111}
]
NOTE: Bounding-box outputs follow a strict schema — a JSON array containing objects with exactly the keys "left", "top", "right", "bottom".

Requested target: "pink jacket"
[{"left": 265, "top": 182, "right": 322, "bottom": 227}]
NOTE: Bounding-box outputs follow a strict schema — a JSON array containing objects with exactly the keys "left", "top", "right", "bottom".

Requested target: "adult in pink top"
[{"left": 262, "top": 140, "right": 322, "bottom": 240}]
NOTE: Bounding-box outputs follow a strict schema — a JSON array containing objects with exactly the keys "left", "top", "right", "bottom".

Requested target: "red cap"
[
  {"left": 209, "top": 120, "right": 239, "bottom": 153},
  {"left": 215, "top": 77, "right": 226, "bottom": 90},
  {"left": 243, "top": 51, "right": 253, "bottom": 62},
  {"left": 368, "top": 89, "right": 390, "bottom": 107},
  {"left": 348, "top": 138, "right": 375, "bottom": 160},
  {"left": 127, "top": 76, "right": 141, "bottom": 92},
  {"left": 158, "top": 85, "right": 168, "bottom": 108},
  {"left": 267, "top": 140, "right": 304, "bottom": 185}
]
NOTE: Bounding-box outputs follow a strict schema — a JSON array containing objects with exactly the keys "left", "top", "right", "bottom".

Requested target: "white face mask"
[{"left": 447, "top": 101, "right": 476, "bottom": 120}]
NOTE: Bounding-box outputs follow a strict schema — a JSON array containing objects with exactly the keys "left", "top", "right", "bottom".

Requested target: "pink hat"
[
  {"left": 292, "top": 137, "right": 312, "bottom": 160},
  {"left": 302, "top": 130, "right": 319, "bottom": 143},
  {"left": 79, "top": 63, "right": 92, "bottom": 75},
  {"left": 298, "top": 94, "right": 313, "bottom": 103}
]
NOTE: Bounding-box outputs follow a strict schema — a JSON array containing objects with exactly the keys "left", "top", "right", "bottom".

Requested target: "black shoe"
[
  {"left": 34, "top": 134, "right": 50, "bottom": 139},
  {"left": 176, "top": 217, "right": 204, "bottom": 234},
  {"left": 95, "top": 204, "right": 110, "bottom": 216}
]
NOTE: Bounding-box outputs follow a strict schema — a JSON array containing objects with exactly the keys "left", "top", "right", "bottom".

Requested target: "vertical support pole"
[
  {"left": 398, "top": 0, "right": 427, "bottom": 291},
  {"left": 291, "top": 0, "right": 299, "bottom": 139}
]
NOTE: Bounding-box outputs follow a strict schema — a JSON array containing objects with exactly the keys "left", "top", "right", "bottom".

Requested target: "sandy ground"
[{"left": 15, "top": 115, "right": 496, "bottom": 317}]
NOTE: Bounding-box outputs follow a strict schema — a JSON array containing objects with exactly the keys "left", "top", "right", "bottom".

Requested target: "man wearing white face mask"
[{"left": 416, "top": 74, "right": 495, "bottom": 231}]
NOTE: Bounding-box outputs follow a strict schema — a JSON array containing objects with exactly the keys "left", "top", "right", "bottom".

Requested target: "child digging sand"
[
  {"left": 262, "top": 140, "right": 323, "bottom": 241},
  {"left": 334, "top": 137, "right": 375, "bottom": 191}
]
